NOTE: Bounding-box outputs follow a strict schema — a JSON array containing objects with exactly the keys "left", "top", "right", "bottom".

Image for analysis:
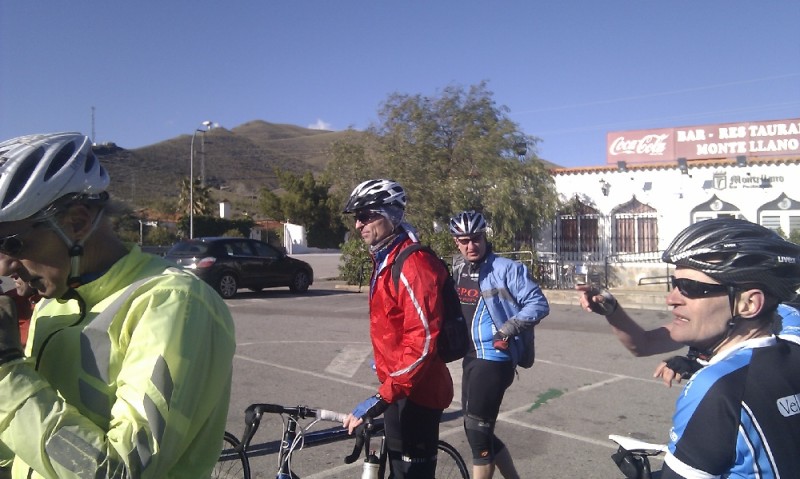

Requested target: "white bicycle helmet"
[
  {"left": 343, "top": 179, "right": 407, "bottom": 213},
  {"left": 0, "top": 132, "right": 109, "bottom": 222},
  {"left": 449, "top": 210, "right": 488, "bottom": 236}
]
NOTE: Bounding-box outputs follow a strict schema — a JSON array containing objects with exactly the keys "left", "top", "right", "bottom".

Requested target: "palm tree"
[{"left": 177, "top": 177, "right": 214, "bottom": 216}]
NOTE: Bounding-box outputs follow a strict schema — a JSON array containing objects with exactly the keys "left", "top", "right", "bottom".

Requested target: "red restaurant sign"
[{"left": 606, "top": 118, "right": 800, "bottom": 164}]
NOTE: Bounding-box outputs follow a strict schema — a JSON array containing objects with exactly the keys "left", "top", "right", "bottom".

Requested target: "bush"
[
  {"left": 339, "top": 238, "right": 371, "bottom": 285},
  {"left": 146, "top": 227, "right": 177, "bottom": 246}
]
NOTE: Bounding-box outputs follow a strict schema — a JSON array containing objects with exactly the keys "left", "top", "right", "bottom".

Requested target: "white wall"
[{"left": 552, "top": 161, "right": 800, "bottom": 252}]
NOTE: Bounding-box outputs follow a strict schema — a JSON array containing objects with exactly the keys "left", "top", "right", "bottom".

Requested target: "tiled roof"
[{"left": 550, "top": 156, "right": 800, "bottom": 175}]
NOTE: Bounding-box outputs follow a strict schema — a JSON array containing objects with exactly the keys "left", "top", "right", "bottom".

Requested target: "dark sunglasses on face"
[
  {"left": 670, "top": 276, "right": 729, "bottom": 299},
  {"left": 0, "top": 232, "right": 26, "bottom": 256},
  {"left": 354, "top": 211, "right": 383, "bottom": 225},
  {"left": 0, "top": 223, "right": 43, "bottom": 256},
  {"left": 456, "top": 235, "right": 483, "bottom": 246}
]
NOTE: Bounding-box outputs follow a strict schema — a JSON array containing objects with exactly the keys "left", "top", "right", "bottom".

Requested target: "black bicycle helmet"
[
  {"left": 449, "top": 210, "right": 488, "bottom": 236},
  {"left": 343, "top": 179, "right": 406, "bottom": 213},
  {"left": 662, "top": 218, "right": 800, "bottom": 302}
]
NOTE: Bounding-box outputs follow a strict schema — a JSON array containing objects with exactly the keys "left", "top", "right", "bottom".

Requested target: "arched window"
[
  {"left": 555, "top": 198, "right": 601, "bottom": 262},
  {"left": 757, "top": 193, "right": 800, "bottom": 237},
  {"left": 611, "top": 197, "right": 658, "bottom": 254},
  {"left": 691, "top": 195, "right": 742, "bottom": 223}
]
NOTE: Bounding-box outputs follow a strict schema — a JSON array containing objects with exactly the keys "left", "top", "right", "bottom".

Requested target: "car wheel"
[
  {"left": 289, "top": 270, "right": 311, "bottom": 293},
  {"left": 217, "top": 273, "right": 239, "bottom": 299}
]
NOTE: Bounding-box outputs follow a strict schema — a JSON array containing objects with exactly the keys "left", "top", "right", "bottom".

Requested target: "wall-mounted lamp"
[
  {"left": 600, "top": 179, "right": 611, "bottom": 196},
  {"left": 677, "top": 157, "right": 688, "bottom": 175},
  {"left": 617, "top": 160, "right": 627, "bottom": 172},
  {"left": 736, "top": 155, "right": 747, "bottom": 167}
]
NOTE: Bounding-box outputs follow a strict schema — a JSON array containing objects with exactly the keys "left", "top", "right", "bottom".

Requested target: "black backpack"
[{"left": 390, "top": 244, "right": 470, "bottom": 363}]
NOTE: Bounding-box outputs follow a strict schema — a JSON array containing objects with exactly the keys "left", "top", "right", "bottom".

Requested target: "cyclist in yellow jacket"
[{"left": 0, "top": 132, "right": 236, "bottom": 478}]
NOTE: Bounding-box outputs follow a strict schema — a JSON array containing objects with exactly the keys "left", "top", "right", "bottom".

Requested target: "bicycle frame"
[
  {"left": 217, "top": 403, "right": 468, "bottom": 479},
  {"left": 240, "top": 403, "right": 347, "bottom": 478}
]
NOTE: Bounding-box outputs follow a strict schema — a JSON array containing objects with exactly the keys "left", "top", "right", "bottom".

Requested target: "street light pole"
[{"left": 189, "top": 120, "right": 213, "bottom": 238}]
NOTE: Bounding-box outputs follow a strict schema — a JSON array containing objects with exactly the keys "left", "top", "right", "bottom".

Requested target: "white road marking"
[{"left": 325, "top": 344, "right": 374, "bottom": 377}]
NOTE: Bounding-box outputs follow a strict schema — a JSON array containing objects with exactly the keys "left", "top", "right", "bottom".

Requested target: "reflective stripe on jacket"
[
  {"left": 369, "top": 237, "right": 453, "bottom": 409},
  {"left": 0, "top": 245, "right": 235, "bottom": 479}
]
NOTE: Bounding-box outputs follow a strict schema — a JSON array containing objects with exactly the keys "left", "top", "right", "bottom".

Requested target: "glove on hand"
[
  {"left": 352, "top": 394, "right": 389, "bottom": 419},
  {"left": 664, "top": 355, "right": 703, "bottom": 380},
  {"left": 586, "top": 288, "right": 619, "bottom": 316},
  {"left": 0, "top": 295, "right": 23, "bottom": 366},
  {"left": 492, "top": 331, "right": 510, "bottom": 351}
]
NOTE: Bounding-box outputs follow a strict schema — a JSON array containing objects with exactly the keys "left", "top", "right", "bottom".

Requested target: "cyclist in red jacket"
[
  {"left": 2, "top": 275, "right": 40, "bottom": 348},
  {"left": 342, "top": 179, "right": 453, "bottom": 479}
]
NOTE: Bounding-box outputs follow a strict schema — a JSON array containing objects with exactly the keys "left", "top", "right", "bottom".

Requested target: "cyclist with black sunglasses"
[
  {"left": 578, "top": 271, "right": 800, "bottom": 386},
  {"left": 582, "top": 218, "right": 800, "bottom": 478},
  {"left": 342, "top": 179, "right": 453, "bottom": 479},
  {"left": 0, "top": 133, "right": 235, "bottom": 479}
]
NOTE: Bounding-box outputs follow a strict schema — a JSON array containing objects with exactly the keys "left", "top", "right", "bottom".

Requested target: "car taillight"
[{"left": 196, "top": 257, "right": 217, "bottom": 269}]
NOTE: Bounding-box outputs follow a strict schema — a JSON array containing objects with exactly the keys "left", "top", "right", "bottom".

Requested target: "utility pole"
[{"left": 91, "top": 106, "right": 96, "bottom": 144}]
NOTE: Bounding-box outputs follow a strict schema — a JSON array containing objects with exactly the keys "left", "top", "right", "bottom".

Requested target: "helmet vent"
[
  {"left": 85, "top": 150, "right": 98, "bottom": 173},
  {"left": 3, "top": 147, "right": 43, "bottom": 208},
  {"left": 44, "top": 141, "right": 76, "bottom": 181}
]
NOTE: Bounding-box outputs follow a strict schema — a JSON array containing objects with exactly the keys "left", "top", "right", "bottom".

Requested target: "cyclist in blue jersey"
[
  {"left": 449, "top": 210, "right": 549, "bottom": 479},
  {"left": 578, "top": 287, "right": 800, "bottom": 386},
  {"left": 587, "top": 218, "right": 800, "bottom": 478}
]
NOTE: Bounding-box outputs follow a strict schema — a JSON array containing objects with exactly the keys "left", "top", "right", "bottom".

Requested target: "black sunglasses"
[
  {"left": 0, "top": 223, "right": 43, "bottom": 256},
  {"left": 0, "top": 232, "right": 26, "bottom": 256},
  {"left": 670, "top": 276, "right": 729, "bottom": 299},
  {"left": 455, "top": 235, "right": 483, "bottom": 246},
  {"left": 354, "top": 211, "right": 383, "bottom": 224}
]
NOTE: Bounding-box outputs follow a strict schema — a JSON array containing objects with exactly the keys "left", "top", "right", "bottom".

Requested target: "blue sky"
[{"left": 1, "top": 1, "right": 798, "bottom": 168}]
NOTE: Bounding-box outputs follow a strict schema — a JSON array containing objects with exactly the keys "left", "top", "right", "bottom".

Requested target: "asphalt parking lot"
[{"left": 221, "top": 277, "right": 681, "bottom": 478}]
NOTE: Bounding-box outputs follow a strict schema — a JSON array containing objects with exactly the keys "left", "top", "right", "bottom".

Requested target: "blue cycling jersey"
[
  {"left": 661, "top": 337, "right": 800, "bottom": 478},
  {"left": 778, "top": 303, "right": 800, "bottom": 336}
]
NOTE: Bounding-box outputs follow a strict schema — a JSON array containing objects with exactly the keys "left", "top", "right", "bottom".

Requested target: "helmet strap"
[
  {"left": 702, "top": 286, "right": 741, "bottom": 358},
  {"left": 46, "top": 205, "right": 106, "bottom": 289}
]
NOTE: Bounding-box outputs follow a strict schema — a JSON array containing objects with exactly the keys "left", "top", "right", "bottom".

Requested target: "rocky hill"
[{"left": 96, "top": 120, "right": 358, "bottom": 212}]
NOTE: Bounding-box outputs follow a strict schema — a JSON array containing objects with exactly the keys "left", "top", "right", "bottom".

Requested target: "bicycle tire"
[
  {"left": 436, "top": 440, "right": 469, "bottom": 479},
  {"left": 212, "top": 431, "right": 251, "bottom": 479}
]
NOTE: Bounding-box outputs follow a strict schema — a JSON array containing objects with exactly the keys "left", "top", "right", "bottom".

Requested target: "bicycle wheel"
[
  {"left": 212, "top": 431, "right": 250, "bottom": 479},
  {"left": 436, "top": 440, "right": 469, "bottom": 479}
]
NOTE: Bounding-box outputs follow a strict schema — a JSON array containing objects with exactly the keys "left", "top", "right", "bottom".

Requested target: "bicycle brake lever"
[{"left": 344, "top": 421, "right": 370, "bottom": 464}]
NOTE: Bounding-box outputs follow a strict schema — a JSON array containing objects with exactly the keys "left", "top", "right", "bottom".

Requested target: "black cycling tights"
[
  {"left": 461, "top": 356, "right": 515, "bottom": 464},
  {"left": 383, "top": 397, "right": 443, "bottom": 479}
]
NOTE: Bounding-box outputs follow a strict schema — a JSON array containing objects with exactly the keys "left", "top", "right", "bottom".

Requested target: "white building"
[{"left": 537, "top": 118, "right": 800, "bottom": 289}]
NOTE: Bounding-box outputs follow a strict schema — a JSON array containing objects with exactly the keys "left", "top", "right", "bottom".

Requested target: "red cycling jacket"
[{"left": 369, "top": 237, "right": 454, "bottom": 410}]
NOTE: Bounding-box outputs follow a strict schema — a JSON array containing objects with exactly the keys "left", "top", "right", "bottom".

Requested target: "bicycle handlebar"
[
  {"left": 247, "top": 403, "right": 347, "bottom": 422},
  {"left": 241, "top": 403, "right": 347, "bottom": 445},
  {"left": 343, "top": 419, "right": 386, "bottom": 464}
]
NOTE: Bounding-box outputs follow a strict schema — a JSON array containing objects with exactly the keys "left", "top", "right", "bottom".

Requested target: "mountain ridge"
[{"left": 96, "top": 120, "right": 358, "bottom": 212}]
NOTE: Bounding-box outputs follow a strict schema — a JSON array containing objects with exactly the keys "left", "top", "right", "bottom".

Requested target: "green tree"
[
  {"left": 258, "top": 170, "right": 347, "bottom": 248},
  {"left": 326, "top": 81, "right": 559, "bottom": 254}
]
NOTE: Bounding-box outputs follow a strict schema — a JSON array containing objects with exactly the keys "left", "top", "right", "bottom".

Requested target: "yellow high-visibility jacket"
[{"left": 0, "top": 245, "right": 235, "bottom": 478}]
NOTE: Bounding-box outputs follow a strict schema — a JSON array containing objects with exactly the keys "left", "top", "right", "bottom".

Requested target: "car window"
[
  {"left": 168, "top": 242, "right": 209, "bottom": 255},
  {"left": 227, "top": 241, "right": 253, "bottom": 257},
  {"left": 251, "top": 241, "right": 279, "bottom": 259}
]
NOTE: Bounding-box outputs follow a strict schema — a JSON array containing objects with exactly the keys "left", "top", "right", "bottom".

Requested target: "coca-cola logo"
[{"left": 609, "top": 134, "right": 669, "bottom": 156}]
